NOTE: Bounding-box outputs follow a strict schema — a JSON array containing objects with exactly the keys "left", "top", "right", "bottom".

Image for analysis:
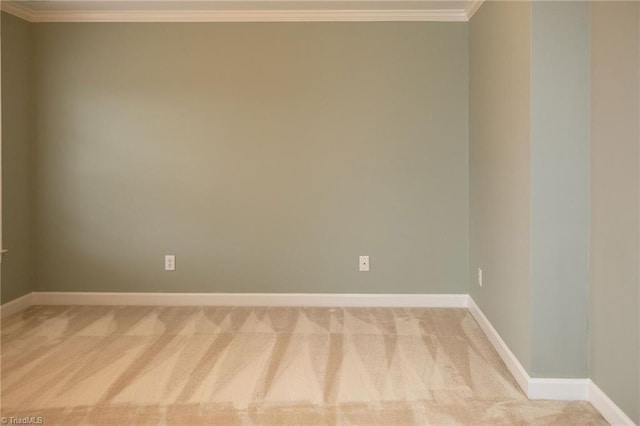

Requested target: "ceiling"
[{"left": 2, "top": 0, "right": 485, "bottom": 22}]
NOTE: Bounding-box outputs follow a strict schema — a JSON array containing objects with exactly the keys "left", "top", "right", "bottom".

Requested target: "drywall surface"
[
  {"left": 530, "top": 1, "right": 590, "bottom": 378},
  {"left": 469, "top": 2, "right": 532, "bottom": 372},
  {"left": 32, "top": 22, "right": 469, "bottom": 294},
  {"left": 590, "top": 2, "right": 640, "bottom": 422},
  {"left": 1, "top": 12, "right": 33, "bottom": 304}
]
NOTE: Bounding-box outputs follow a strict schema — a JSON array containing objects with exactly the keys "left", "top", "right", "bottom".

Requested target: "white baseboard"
[
  {"left": 467, "top": 297, "right": 530, "bottom": 394},
  {"left": 30, "top": 291, "right": 470, "bottom": 308},
  {"left": 3, "top": 291, "right": 634, "bottom": 424},
  {"left": 468, "top": 297, "right": 591, "bottom": 401},
  {"left": 589, "top": 380, "right": 637, "bottom": 425},
  {"left": 469, "top": 296, "right": 638, "bottom": 424},
  {"left": 0, "top": 292, "right": 33, "bottom": 319},
  {"left": 528, "top": 378, "right": 590, "bottom": 401}
]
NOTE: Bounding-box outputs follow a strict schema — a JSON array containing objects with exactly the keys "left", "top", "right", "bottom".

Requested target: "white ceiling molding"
[
  {"left": 464, "top": 0, "right": 484, "bottom": 19},
  {"left": 1, "top": 1, "right": 34, "bottom": 21},
  {"left": 1, "top": 0, "right": 484, "bottom": 22}
]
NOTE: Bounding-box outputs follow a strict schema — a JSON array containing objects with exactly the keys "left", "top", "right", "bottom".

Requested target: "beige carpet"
[{"left": 1, "top": 305, "right": 606, "bottom": 425}]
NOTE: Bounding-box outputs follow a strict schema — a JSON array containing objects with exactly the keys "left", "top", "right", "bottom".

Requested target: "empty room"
[{"left": 1, "top": 0, "right": 639, "bottom": 424}]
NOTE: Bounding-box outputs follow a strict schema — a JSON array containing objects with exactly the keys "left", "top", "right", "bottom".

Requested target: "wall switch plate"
[
  {"left": 165, "top": 255, "right": 176, "bottom": 271},
  {"left": 478, "top": 268, "right": 482, "bottom": 287},
  {"left": 359, "top": 255, "right": 370, "bottom": 272}
]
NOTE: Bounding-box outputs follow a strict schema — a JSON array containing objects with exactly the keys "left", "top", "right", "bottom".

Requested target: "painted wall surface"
[
  {"left": 32, "top": 23, "right": 469, "bottom": 294},
  {"left": 590, "top": 2, "right": 640, "bottom": 422},
  {"left": 1, "top": 12, "right": 33, "bottom": 303},
  {"left": 469, "top": 1, "right": 532, "bottom": 372},
  {"left": 530, "top": 1, "right": 590, "bottom": 378}
]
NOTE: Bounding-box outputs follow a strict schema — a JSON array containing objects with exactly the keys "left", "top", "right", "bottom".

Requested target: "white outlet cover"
[
  {"left": 165, "top": 255, "right": 176, "bottom": 271},
  {"left": 359, "top": 256, "right": 370, "bottom": 272}
]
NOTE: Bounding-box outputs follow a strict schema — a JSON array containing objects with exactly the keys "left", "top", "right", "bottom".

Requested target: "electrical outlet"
[
  {"left": 165, "top": 255, "right": 176, "bottom": 271},
  {"left": 359, "top": 256, "right": 370, "bottom": 272},
  {"left": 478, "top": 268, "right": 482, "bottom": 287}
]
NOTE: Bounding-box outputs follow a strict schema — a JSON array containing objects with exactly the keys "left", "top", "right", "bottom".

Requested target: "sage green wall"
[
  {"left": 1, "top": 12, "right": 34, "bottom": 304},
  {"left": 530, "top": 1, "right": 590, "bottom": 378},
  {"left": 469, "top": 1, "right": 532, "bottom": 373},
  {"left": 470, "top": 1, "right": 591, "bottom": 379},
  {"left": 32, "top": 23, "right": 469, "bottom": 294},
  {"left": 590, "top": 2, "right": 640, "bottom": 422}
]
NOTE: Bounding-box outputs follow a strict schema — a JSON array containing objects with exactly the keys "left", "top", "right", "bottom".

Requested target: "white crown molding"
[
  {"left": 29, "top": 291, "right": 470, "bottom": 308},
  {"left": 1, "top": 1, "right": 469, "bottom": 22},
  {"left": 464, "top": 0, "right": 484, "bottom": 20},
  {"left": 1, "top": 0, "right": 33, "bottom": 21}
]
